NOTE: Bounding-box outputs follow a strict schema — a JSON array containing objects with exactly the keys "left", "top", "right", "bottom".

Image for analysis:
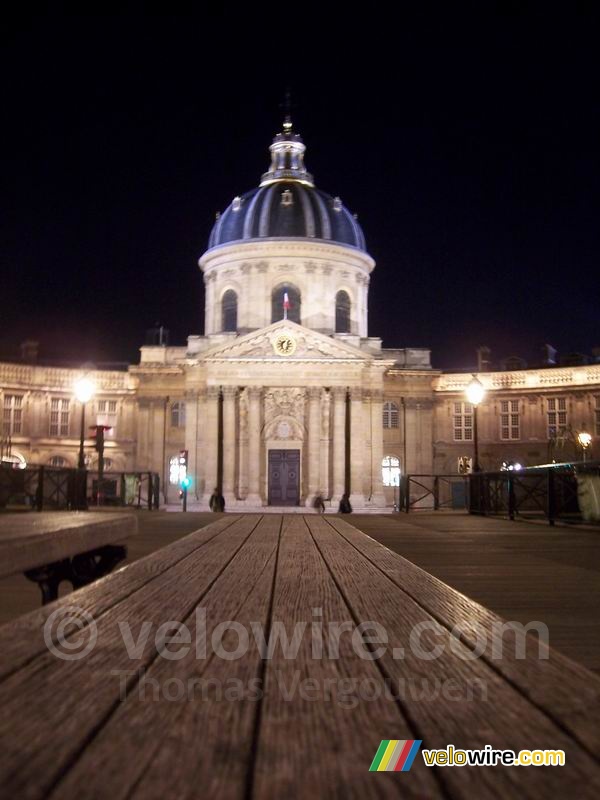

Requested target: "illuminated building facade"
[{"left": 1, "top": 120, "right": 599, "bottom": 508}]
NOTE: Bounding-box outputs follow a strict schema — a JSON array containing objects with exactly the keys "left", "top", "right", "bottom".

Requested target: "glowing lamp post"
[
  {"left": 578, "top": 430, "right": 592, "bottom": 462},
  {"left": 465, "top": 377, "right": 486, "bottom": 473},
  {"left": 74, "top": 377, "right": 95, "bottom": 470}
]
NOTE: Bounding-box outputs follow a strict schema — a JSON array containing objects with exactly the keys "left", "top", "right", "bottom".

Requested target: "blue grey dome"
[
  {"left": 208, "top": 119, "right": 366, "bottom": 252},
  {"left": 208, "top": 183, "right": 366, "bottom": 251}
]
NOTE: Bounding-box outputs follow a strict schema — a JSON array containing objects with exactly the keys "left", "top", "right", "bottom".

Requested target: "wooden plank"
[
  {"left": 0, "top": 514, "right": 241, "bottom": 681},
  {"left": 0, "top": 512, "right": 138, "bottom": 577},
  {"left": 328, "top": 515, "right": 600, "bottom": 756},
  {"left": 252, "top": 515, "right": 441, "bottom": 799},
  {"left": 312, "top": 516, "right": 600, "bottom": 798},
  {"left": 53, "top": 515, "right": 283, "bottom": 800},
  {"left": 0, "top": 514, "right": 260, "bottom": 800}
]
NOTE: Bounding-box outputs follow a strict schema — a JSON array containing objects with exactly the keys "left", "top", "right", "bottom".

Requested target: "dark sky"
[{"left": 2, "top": 7, "right": 599, "bottom": 369}]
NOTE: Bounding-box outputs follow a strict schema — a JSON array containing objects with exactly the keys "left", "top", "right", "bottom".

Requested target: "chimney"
[
  {"left": 542, "top": 344, "right": 557, "bottom": 366},
  {"left": 146, "top": 324, "right": 170, "bottom": 346},
  {"left": 20, "top": 340, "right": 39, "bottom": 363},
  {"left": 476, "top": 346, "right": 491, "bottom": 372}
]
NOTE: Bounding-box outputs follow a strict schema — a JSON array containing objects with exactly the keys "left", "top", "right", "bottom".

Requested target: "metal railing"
[
  {"left": 468, "top": 461, "right": 600, "bottom": 525},
  {"left": 400, "top": 474, "right": 470, "bottom": 512},
  {"left": 0, "top": 464, "right": 160, "bottom": 511}
]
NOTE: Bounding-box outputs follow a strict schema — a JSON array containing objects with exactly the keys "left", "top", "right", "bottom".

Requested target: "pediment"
[{"left": 200, "top": 321, "right": 374, "bottom": 362}]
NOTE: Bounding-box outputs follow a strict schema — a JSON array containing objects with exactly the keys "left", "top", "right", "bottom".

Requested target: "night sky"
[{"left": 2, "top": 8, "right": 598, "bottom": 370}]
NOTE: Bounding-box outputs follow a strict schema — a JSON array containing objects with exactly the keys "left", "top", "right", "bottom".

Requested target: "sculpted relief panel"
[{"left": 263, "top": 388, "right": 306, "bottom": 442}]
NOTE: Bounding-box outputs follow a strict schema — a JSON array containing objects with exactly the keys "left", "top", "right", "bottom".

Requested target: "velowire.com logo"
[{"left": 369, "top": 740, "right": 422, "bottom": 772}]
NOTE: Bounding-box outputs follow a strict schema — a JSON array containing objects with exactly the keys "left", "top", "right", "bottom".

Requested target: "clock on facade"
[{"left": 273, "top": 334, "right": 297, "bottom": 356}]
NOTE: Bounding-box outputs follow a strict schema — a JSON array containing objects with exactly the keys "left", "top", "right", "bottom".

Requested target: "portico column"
[
  {"left": 202, "top": 387, "right": 221, "bottom": 505},
  {"left": 222, "top": 386, "right": 238, "bottom": 506},
  {"left": 331, "top": 387, "right": 346, "bottom": 504},
  {"left": 349, "top": 387, "right": 365, "bottom": 508},
  {"left": 369, "top": 389, "right": 386, "bottom": 506},
  {"left": 185, "top": 389, "right": 198, "bottom": 501},
  {"left": 306, "top": 387, "right": 321, "bottom": 506},
  {"left": 246, "top": 386, "right": 262, "bottom": 506}
]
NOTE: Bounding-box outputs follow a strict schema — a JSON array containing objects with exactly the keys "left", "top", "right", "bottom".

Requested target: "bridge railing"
[
  {"left": 399, "top": 474, "right": 470, "bottom": 512},
  {"left": 0, "top": 465, "right": 160, "bottom": 511},
  {"left": 468, "top": 461, "right": 600, "bottom": 525}
]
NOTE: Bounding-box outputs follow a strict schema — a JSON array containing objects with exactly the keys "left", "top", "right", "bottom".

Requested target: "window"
[
  {"left": 50, "top": 398, "right": 70, "bottom": 436},
  {"left": 382, "top": 455, "right": 401, "bottom": 486},
  {"left": 171, "top": 402, "right": 186, "bottom": 428},
  {"left": 453, "top": 402, "right": 473, "bottom": 441},
  {"left": 222, "top": 289, "right": 238, "bottom": 332},
  {"left": 500, "top": 399, "right": 520, "bottom": 440},
  {"left": 335, "top": 290, "right": 351, "bottom": 333},
  {"left": 383, "top": 401, "right": 399, "bottom": 429},
  {"left": 169, "top": 454, "right": 182, "bottom": 485},
  {"left": 97, "top": 399, "right": 117, "bottom": 437},
  {"left": 595, "top": 397, "right": 600, "bottom": 436},
  {"left": 48, "top": 455, "right": 67, "bottom": 467},
  {"left": 272, "top": 284, "right": 301, "bottom": 324},
  {"left": 3, "top": 395, "right": 23, "bottom": 435},
  {"left": 547, "top": 397, "right": 567, "bottom": 438}
]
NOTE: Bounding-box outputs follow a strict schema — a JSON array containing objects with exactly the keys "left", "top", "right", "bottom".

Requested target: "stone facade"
[{"left": 2, "top": 120, "right": 598, "bottom": 507}]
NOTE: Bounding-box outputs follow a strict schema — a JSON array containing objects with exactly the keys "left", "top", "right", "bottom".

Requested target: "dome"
[{"left": 208, "top": 119, "right": 366, "bottom": 252}]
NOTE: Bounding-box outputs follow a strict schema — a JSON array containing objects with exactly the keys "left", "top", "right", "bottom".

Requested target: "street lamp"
[
  {"left": 577, "top": 430, "right": 592, "bottom": 462},
  {"left": 465, "top": 376, "right": 486, "bottom": 473},
  {"left": 74, "top": 377, "right": 95, "bottom": 469}
]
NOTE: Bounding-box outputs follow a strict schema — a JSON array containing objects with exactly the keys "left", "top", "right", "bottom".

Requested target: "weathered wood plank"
[
  {"left": 252, "top": 515, "right": 441, "bottom": 799},
  {"left": 310, "top": 516, "right": 600, "bottom": 798},
  {"left": 328, "top": 515, "right": 600, "bottom": 757},
  {"left": 0, "top": 514, "right": 259, "bottom": 799},
  {"left": 0, "top": 512, "right": 138, "bottom": 577},
  {"left": 0, "top": 514, "right": 240, "bottom": 680},
  {"left": 46, "top": 514, "right": 283, "bottom": 800}
]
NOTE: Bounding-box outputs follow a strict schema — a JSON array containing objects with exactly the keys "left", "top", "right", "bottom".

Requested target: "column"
[
  {"left": 185, "top": 388, "right": 204, "bottom": 501},
  {"left": 331, "top": 387, "right": 346, "bottom": 503},
  {"left": 369, "top": 389, "right": 386, "bottom": 506},
  {"left": 349, "top": 387, "right": 365, "bottom": 507},
  {"left": 305, "top": 387, "right": 321, "bottom": 506},
  {"left": 246, "top": 387, "right": 262, "bottom": 506},
  {"left": 319, "top": 390, "right": 330, "bottom": 500},
  {"left": 202, "top": 387, "right": 220, "bottom": 505},
  {"left": 222, "top": 386, "right": 238, "bottom": 506}
]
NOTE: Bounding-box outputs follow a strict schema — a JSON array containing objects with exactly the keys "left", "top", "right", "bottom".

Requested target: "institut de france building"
[{"left": 2, "top": 119, "right": 599, "bottom": 508}]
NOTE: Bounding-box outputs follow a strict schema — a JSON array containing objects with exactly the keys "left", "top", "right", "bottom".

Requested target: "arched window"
[
  {"left": 383, "top": 401, "right": 399, "bottom": 428},
  {"left": 222, "top": 289, "right": 238, "bottom": 332},
  {"left": 171, "top": 402, "right": 186, "bottom": 428},
  {"left": 335, "top": 290, "right": 351, "bottom": 333},
  {"left": 272, "top": 284, "right": 301, "bottom": 324},
  {"left": 382, "top": 455, "right": 401, "bottom": 487},
  {"left": 48, "top": 455, "right": 67, "bottom": 468}
]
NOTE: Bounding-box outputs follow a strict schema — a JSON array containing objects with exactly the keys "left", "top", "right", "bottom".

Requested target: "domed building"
[
  {"left": 3, "top": 117, "right": 598, "bottom": 511},
  {"left": 134, "top": 116, "right": 435, "bottom": 509}
]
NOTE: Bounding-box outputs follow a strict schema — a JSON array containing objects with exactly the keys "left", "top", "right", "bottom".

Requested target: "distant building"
[{"left": 2, "top": 119, "right": 599, "bottom": 507}]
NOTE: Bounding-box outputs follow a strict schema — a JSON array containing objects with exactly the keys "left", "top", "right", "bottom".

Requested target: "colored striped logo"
[{"left": 369, "top": 740, "right": 422, "bottom": 772}]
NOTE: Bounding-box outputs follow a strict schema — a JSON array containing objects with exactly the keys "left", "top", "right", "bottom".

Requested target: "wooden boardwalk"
[
  {"left": 0, "top": 514, "right": 599, "bottom": 798},
  {"left": 354, "top": 512, "right": 600, "bottom": 673}
]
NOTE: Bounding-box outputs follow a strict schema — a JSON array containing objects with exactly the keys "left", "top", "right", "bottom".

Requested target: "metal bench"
[
  {"left": 0, "top": 513, "right": 598, "bottom": 798},
  {"left": 0, "top": 512, "right": 137, "bottom": 603}
]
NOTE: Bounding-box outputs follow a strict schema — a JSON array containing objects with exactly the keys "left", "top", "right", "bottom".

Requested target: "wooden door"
[{"left": 268, "top": 450, "right": 300, "bottom": 506}]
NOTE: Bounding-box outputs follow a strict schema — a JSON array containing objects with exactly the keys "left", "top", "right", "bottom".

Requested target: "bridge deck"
[{"left": 0, "top": 514, "right": 599, "bottom": 798}]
